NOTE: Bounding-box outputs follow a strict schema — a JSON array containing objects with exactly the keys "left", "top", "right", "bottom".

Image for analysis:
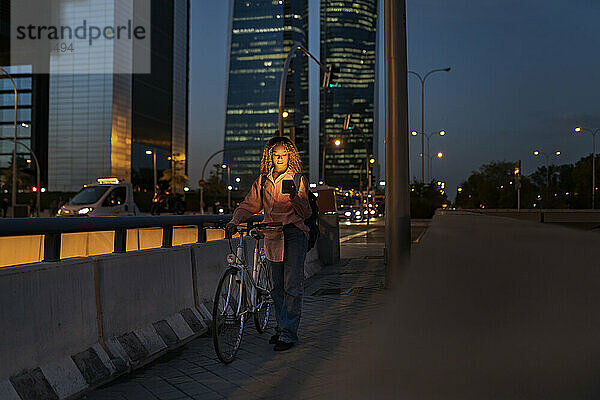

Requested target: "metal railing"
[{"left": 0, "top": 214, "right": 263, "bottom": 263}]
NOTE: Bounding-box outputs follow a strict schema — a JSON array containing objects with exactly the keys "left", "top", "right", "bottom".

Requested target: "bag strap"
[{"left": 293, "top": 173, "right": 302, "bottom": 193}]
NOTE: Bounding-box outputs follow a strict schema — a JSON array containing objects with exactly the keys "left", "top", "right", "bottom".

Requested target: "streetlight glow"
[
  {"left": 369, "top": 157, "right": 376, "bottom": 164},
  {"left": 334, "top": 139, "right": 342, "bottom": 146},
  {"left": 439, "top": 130, "right": 446, "bottom": 136},
  {"left": 555, "top": 151, "right": 561, "bottom": 156},
  {"left": 221, "top": 164, "right": 227, "bottom": 169},
  {"left": 534, "top": 151, "right": 540, "bottom": 156},
  {"left": 411, "top": 131, "right": 418, "bottom": 136},
  {"left": 235, "top": 177, "right": 241, "bottom": 183},
  {"left": 575, "top": 127, "right": 582, "bottom": 132},
  {"left": 145, "top": 150, "right": 152, "bottom": 155},
  {"left": 437, "top": 152, "right": 443, "bottom": 158},
  {"left": 282, "top": 111, "right": 289, "bottom": 118}
]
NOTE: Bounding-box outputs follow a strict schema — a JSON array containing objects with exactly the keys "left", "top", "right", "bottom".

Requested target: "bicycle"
[{"left": 212, "top": 222, "right": 280, "bottom": 363}]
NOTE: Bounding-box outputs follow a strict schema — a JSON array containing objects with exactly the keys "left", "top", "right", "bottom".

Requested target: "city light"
[
  {"left": 334, "top": 139, "right": 342, "bottom": 146},
  {"left": 437, "top": 152, "right": 443, "bottom": 158},
  {"left": 145, "top": 150, "right": 152, "bottom": 155},
  {"left": 227, "top": 185, "right": 233, "bottom": 191},
  {"left": 379, "top": 181, "right": 385, "bottom": 186},
  {"left": 32, "top": 186, "right": 37, "bottom": 192},
  {"left": 411, "top": 131, "right": 418, "bottom": 136},
  {"left": 282, "top": 111, "right": 289, "bottom": 118},
  {"left": 555, "top": 151, "right": 561, "bottom": 156},
  {"left": 369, "top": 158, "right": 375, "bottom": 164},
  {"left": 41, "top": 188, "right": 46, "bottom": 193},
  {"left": 575, "top": 127, "right": 582, "bottom": 132},
  {"left": 309, "top": 183, "right": 317, "bottom": 188},
  {"left": 534, "top": 151, "right": 540, "bottom": 156},
  {"left": 235, "top": 177, "right": 241, "bottom": 183},
  {"left": 439, "top": 130, "right": 446, "bottom": 136},
  {"left": 183, "top": 187, "right": 190, "bottom": 192},
  {"left": 457, "top": 187, "right": 463, "bottom": 192},
  {"left": 221, "top": 164, "right": 227, "bottom": 169}
]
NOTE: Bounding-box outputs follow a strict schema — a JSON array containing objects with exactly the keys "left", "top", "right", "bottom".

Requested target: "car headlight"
[
  {"left": 355, "top": 211, "right": 360, "bottom": 215},
  {"left": 370, "top": 210, "right": 376, "bottom": 215},
  {"left": 78, "top": 207, "right": 93, "bottom": 215},
  {"left": 363, "top": 210, "right": 368, "bottom": 214},
  {"left": 226, "top": 253, "right": 236, "bottom": 264},
  {"left": 344, "top": 211, "right": 351, "bottom": 217}
]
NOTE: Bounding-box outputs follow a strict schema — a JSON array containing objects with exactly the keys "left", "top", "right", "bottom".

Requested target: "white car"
[{"left": 57, "top": 178, "right": 140, "bottom": 217}]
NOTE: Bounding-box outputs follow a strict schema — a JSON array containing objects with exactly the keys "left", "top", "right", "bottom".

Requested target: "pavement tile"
[{"left": 85, "top": 238, "right": 387, "bottom": 400}]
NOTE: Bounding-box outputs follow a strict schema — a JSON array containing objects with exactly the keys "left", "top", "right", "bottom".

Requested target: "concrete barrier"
[
  {"left": 0, "top": 259, "right": 97, "bottom": 379},
  {"left": 0, "top": 227, "right": 331, "bottom": 399}
]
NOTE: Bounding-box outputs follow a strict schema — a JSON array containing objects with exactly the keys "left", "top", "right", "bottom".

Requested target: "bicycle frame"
[{"left": 227, "top": 230, "right": 265, "bottom": 314}]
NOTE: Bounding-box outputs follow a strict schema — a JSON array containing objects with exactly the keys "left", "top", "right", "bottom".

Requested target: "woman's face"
[{"left": 271, "top": 144, "right": 289, "bottom": 173}]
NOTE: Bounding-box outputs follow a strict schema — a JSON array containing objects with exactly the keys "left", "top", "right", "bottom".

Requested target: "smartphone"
[{"left": 282, "top": 179, "right": 296, "bottom": 194}]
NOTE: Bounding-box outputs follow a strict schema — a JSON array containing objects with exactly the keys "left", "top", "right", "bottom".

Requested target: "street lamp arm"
[
  {"left": 423, "top": 67, "right": 451, "bottom": 81},
  {"left": 296, "top": 45, "right": 328, "bottom": 73},
  {"left": 0, "top": 67, "right": 18, "bottom": 216},
  {"left": 408, "top": 70, "right": 423, "bottom": 83},
  {"left": 279, "top": 42, "right": 328, "bottom": 136},
  {"left": 201, "top": 149, "right": 226, "bottom": 182}
]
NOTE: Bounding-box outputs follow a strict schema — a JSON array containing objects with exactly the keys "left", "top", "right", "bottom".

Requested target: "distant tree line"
[{"left": 455, "top": 155, "right": 600, "bottom": 209}]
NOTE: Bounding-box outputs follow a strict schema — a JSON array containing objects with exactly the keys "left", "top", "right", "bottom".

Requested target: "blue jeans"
[{"left": 268, "top": 224, "right": 308, "bottom": 343}]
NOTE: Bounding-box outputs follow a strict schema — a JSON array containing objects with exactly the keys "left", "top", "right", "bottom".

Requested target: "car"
[{"left": 57, "top": 178, "right": 140, "bottom": 217}]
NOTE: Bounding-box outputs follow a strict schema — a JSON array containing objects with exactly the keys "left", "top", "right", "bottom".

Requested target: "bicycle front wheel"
[{"left": 212, "top": 268, "right": 245, "bottom": 363}]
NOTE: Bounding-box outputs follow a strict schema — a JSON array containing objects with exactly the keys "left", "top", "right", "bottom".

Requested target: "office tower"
[
  {"left": 46, "top": 0, "right": 189, "bottom": 192},
  {"left": 223, "top": 0, "right": 309, "bottom": 184},
  {"left": 320, "top": 0, "right": 378, "bottom": 189},
  {"left": 0, "top": 1, "right": 50, "bottom": 192}
]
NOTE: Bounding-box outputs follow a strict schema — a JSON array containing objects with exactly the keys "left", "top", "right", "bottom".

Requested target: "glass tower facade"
[
  {"left": 320, "top": 0, "right": 378, "bottom": 189},
  {"left": 45, "top": 0, "right": 189, "bottom": 192},
  {"left": 224, "top": 0, "right": 309, "bottom": 184}
]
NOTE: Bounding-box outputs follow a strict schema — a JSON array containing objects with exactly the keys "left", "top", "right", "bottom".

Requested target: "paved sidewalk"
[{"left": 85, "top": 236, "right": 388, "bottom": 400}]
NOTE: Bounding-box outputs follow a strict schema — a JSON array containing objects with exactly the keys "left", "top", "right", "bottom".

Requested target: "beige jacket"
[{"left": 231, "top": 169, "right": 312, "bottom": 262}]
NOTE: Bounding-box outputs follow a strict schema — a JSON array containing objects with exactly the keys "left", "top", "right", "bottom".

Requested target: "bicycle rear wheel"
[
  {"left": 212, "top": 268, "right": 245, "bottom": 363},
  {"left": 254, "top": 260, "right": 273, "bottom": 333}
]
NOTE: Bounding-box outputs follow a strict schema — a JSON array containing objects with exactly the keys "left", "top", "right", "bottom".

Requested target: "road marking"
[{"left": 340, "top": 228, "right": 378, "bottom": 243}]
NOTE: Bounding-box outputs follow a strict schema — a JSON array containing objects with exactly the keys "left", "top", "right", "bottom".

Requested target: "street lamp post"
[
  {"left": 574, "top": 126, "right": 599, "bottom": 209},
  {"left": 533, "top": 150, "right": 561, "bottom": 207},
  {"left": 411, "top": 130, "right": 446, "bottom": 182},
  {"left": 145, "top": 149, "right": 157, "bottom": 196},
  {"left": 408, "top": 67, "right": 451, "bottom": 184},
  {"left": 321, "top": 138, "right": 342, "bottom": 184},
  {"left": 0, "top": 68, "right": 18, "bottom": 217},
  {"left": 278, "top": 43, "right": 331, "bottom": 137},
  {"left": 222, "top": 164, "right": 232, "bottom": 213}
]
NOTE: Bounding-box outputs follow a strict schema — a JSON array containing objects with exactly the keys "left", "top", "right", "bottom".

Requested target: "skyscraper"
[
  {"left": 320, "top": 0, "right": 378, "bottom": 189},
  {"left": 44, "top": 0, "right": 189, "bottom": 192},
  {"left": 223, "top": 0, "right": 309, "bottom": 183}
]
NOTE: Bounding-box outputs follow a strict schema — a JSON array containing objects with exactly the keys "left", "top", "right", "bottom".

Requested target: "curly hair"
[{"left": 260, "top": 136, "right": 302, "bottom": 176}]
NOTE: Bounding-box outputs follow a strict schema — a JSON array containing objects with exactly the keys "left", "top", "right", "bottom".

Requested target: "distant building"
[
  {"left": 223, "top": 0, "right": 309, "bottom": 183},
  {"left": 17, "top": 0, "right": 190, "bottom": 193},
  {"left": 320, "top": 0, "right": 378, "bottom": 189}
]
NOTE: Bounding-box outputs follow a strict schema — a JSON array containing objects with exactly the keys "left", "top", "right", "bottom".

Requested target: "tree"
[
  {"left": 160, "top": 168, "right": 188, "bottom": 192},
  {"left": 410, "top": 179, "right": 448, "bottom": 218},
  {"left": 455, "top": 161, "right": 520, "bottom": 209}
]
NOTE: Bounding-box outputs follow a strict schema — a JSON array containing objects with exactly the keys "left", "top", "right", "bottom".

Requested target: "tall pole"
[
  {"left": 593, "top": 133, "right": 596, "bottom": 209},
  {"left": 321, "top": 145, "right": 326, "bottom": 183},
  {"left": 0, "top": 69, "right": 18, "bottom": 217},
  {"left": 409, "top": 67, "right": 450, "bottom": 184},
  {"left": 153, "top": 151, "right": 157, "bottom": 196},
  {"left": 279, "top": 43, "right": 329, "bottom": 137},
  {"left": 227, "top": 166, "right": 231, "bottom": 212},
  {"left": 385, "top": 0, "right": 411, "bottom": 288}
]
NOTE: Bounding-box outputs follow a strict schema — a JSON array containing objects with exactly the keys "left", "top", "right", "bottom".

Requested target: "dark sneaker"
[
  {"left": 269, "top": 334, "right": 279, "bottom": 344},
  {"left": 273, "top": 340, "right": 294, "bottom": 351}
]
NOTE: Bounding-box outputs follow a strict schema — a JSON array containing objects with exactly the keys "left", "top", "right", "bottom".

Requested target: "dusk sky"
[{"left": 190, "top": 0, "right": 600, "bottom": 199}]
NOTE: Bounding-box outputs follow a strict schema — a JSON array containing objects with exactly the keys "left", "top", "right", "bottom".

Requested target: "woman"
[{"left": 226, "top": 136, "right": 312, "bottom": 351}]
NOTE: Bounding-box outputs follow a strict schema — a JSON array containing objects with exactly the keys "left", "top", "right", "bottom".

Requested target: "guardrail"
[{"left": 0, "top": 214, "right": 263, "bottom": 263}]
